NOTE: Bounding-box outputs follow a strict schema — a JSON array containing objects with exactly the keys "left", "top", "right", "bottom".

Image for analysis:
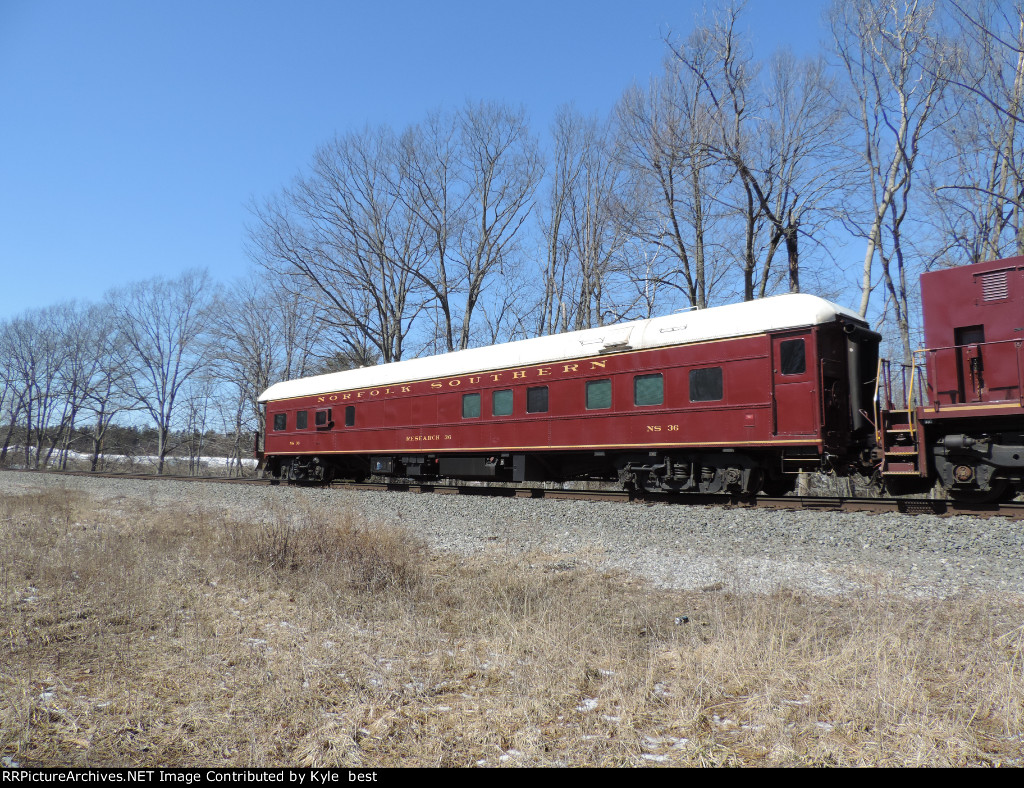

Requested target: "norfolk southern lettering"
[{"left": 314, "top": 360, "right": 609, "bottom": 403}]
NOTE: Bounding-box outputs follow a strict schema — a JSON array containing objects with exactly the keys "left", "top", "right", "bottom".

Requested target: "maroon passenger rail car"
[
  {"left": 880, "top": 257, "right": 1024, "bottom": 499},
  {"left": 258, "top": 294, "right": 880, "bottom": 494}
]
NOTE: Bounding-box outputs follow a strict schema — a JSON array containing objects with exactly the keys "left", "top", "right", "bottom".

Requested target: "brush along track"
[
  {"left": 6, "top": 467, "right": 1024, "bottom": 599},
  {"left": 5, "top": 466, "right": 1024, "bottom": 520}
]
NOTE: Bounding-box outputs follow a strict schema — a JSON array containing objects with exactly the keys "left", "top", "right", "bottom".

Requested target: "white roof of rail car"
[{"left": 258, "top": 293, "right": 862, "bottom": 403}]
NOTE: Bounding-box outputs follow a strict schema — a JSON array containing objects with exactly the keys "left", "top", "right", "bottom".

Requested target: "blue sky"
[{"left": 0, "top": 0, "right": 833, "bottom": 320}]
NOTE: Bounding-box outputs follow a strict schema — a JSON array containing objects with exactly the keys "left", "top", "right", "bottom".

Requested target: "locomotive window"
[
  {"left": 779, "top": 339, "right": 806, "bottom": 375},
  {"left": 689, "top": 367, "right": 723, "bottom": 402},
  {"left": 272, "top": 413, "right": 287, "bottom": 431},
  {"left": 526, "top": 386, "right": 549, "bottom": 414},
  {"left": 634, "top": 374, "right": 664, "bottom": 406},
  {"left": 296, "top": 410, "right": 308, "bottom": 429},
  {"left": 344, "top": 405, "right": 355, "bottom": 427},
  {"left": 955, "top": 325, "right": 985, "bottom": 346},
  {"left": 315, "top": 409, "right": 331, "bottom": 428},
  {"left": 492, "top": 389, "right": 513, "bottom": 416},
  {"left": 586, "top": 379, "right": 612, "bottom": 410},
  {"left": 462, "top": 393, "right": 481, "bottom": 419}
]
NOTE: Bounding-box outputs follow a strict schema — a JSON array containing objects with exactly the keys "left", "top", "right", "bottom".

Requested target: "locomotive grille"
[{"left": 981, "top": 271, "right": 1009, "bottom": 301}]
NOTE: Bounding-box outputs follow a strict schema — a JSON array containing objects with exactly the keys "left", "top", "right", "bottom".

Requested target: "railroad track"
[{"left": 6, "top": 466, "right": 1024, "bottom": 520}]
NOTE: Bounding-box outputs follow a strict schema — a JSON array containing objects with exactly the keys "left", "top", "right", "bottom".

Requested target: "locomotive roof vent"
[{"left": 979, "top": 270, "right": 1009, "bottom": 302}]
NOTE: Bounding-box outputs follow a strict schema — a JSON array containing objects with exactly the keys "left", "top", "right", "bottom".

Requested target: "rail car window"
[
  {"left": 315, "top": 409, "right": 331, "bottom": 429},
  {"left": 779, "top": 339, "right": 806, "bottom": 375},
  {"left": 296, "top": 410, "right": 308, "bottom": 429},
  {"left": 492, "top": 389, "right": 513, "bottom": 416},
  {"left": 634, "top": 373, "right": 664, "bottom": 406},
  {"left": 689, "top": 367, "right": 723, "bottom": 402},
  {"left": 462, "top": 393, "right": 481, "bottom": 418},
  {"left": 586, "top": 379, "right": 612, "bottom": 410},
  {"left": 526, "top": 386, "right": 549, "bottom": 414},
  {"left": 344, "top": 405, "right": 355, "bottom": 427},
  {"left": 272, "top": 413, "right": 287, "bottom": 431}
]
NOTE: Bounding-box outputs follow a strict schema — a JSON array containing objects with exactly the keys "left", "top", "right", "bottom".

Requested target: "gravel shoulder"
[{"left": 5, "top": 471, "right": 1023, "bottom": 599}]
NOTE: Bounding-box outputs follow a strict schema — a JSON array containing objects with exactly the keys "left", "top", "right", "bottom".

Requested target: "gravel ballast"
[{"left": 5, "top": 472, "right": 1023, "bottom": 599}]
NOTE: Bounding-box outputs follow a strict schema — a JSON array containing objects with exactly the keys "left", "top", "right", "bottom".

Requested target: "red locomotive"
[
  {"left": 877, "top": 256, "right": 1024, "bottom": 500},
  {"left": 257, "top": 293, "right": 881, "bottom": 494}
]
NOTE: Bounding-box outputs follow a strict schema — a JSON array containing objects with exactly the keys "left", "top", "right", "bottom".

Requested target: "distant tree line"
[
  {"left": 2, "top": 0, "right": 1022, "bottom": 473},
  {"left": 0, "top": 270, "right": 343, "bottom": 474}
]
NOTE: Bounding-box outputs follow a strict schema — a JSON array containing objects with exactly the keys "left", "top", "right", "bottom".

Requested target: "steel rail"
[{"left": 4, "top": 467, "right": 1023, "bottom": 520}]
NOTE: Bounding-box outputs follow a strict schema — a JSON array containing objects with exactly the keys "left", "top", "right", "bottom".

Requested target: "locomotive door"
[
  {"left": 954, "top": 325, "right": 985, "bottom": 402},
  {"left": 771, "top": 333, "right": 817, "bottom": 436}
]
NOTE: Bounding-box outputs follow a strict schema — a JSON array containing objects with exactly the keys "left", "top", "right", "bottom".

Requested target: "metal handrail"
[
  {"left": 905, "top": 354, "right": 917, "bottom": 442},
  {"left": 916, "top": 336, "right": 1023, "bottom": 353},
  {"left": 872, "top": 357, "right": 884, "bottom": 446},
  {"left": 874, "top": 355, "right": 924, "bottom": 442},
  {"left": 917, "top": 338, "right": 1024, "bottom": 406}
]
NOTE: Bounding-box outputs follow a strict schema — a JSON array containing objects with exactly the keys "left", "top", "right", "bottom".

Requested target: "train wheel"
[{"left": 948, "top": 479, "right": 1013, "bottom": 503}]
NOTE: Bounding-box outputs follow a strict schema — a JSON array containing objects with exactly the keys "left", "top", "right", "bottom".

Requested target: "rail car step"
[
  {"left": 885, "top": 448, "right": 918, "bottom": 455},
  {"left": 884, "top": 462, "right": 918, "bottom": 473}
]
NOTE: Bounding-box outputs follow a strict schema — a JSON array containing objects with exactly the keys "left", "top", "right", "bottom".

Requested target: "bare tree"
[
  {"left": 214, "top": 274, "right": 331, "bottom": 457},
  {"left": 249, "top": 127, "right": 428, "bottom": 363},
  {"left": 0, "top": 320, "right": 26, "bottom": 466},
  {"left": 454, "top": 101, "right": 542, "bottom": 348},
  {"left": 3, "top": 307, "right": 74, "bottom": 468},
  {"left": 395, "top": 110, "right": 467, "bottom": 352},
  {"left": 79, "top": 302, "right": 134, "bottom": 472},
  {"left": 538, "top": 107, "right": 583, "bottom": 335},
  {"left": 616, "top": 60, "right": 724, "bottom": 309},
  {"left": 741, "top": 50, "right": 849, "bottom": 297},
  {"left": 181, "top": 375, "right": 216, "bottom": 475},
  {"left": 667, "top": 5, "right": 767, "bottom": 301},
  {"left": 538, "top": 107, "right": 645, "bottom": 331},
  {"left": 114, "top": 270, "right": 216, "bottom": 474},
  {"left": 47, "top": 303, "right": 94, "bottom": 469},
  {"left": 830, "top": 0, "right": 948, "bottom": 344},
  {"left": 933, "top": 0, "right": 1024, "bottom": 262},
  {"left": 664, "top": 4, "right": 849, "bottom": 300}
]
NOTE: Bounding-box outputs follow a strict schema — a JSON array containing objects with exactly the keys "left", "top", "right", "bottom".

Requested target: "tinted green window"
[
  {"left": 296, "top": 410, "right": 308, "bottom": 429},
  {"left": 634, "top": 373, "right": 664, "bottom": 406},
  {"left": 273, "top": 413, "right": 287, "bottom": 431},
  {"left": 779, "top": 339, "right": 806, "bottom": 375},
  {"left": 462, "top": 392, "right": 481, "bottom": 418},
  {"left": 526, "top": 386, "right": 549, "bottom": 414},
  {"left": 586, "top": 379, "right": 612, "bottom": 410},
  {"left": 689, "top": 367, "right": 723, "bottom": 402},
  {"left": 492, "top": 389, "right": 513, "bottom": 416}
]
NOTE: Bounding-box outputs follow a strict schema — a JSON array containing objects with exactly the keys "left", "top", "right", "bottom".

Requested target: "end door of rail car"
[{"left": 771, "top": 332, "right": 817, "bottom": 436}]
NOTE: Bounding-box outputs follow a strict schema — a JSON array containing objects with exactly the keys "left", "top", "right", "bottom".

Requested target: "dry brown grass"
[{"left": 1, "top": 486, "right": 1022, "bottom": 767}]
